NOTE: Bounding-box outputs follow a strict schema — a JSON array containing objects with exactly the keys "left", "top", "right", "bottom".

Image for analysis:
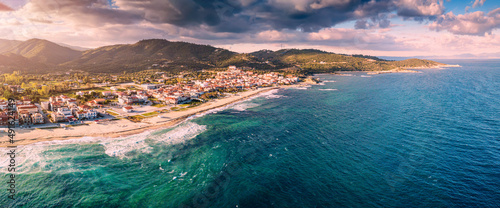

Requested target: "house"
[
  {"left": 31, "top": 113, "right": 44, "bottom": 124},
  {"left": 88, "top": 101, "right": 103, "bottom": 108},
  {"left": 78, "top": 105, "right": 91, "bottom": 111},
  {"left": 118, "top": 95, "right": 148, "bottom": 105},
  {"left": 141, "top": 84, "right": 158, "bottom": 90},
  {"left": 22, "top": 97, "right": 32, "bottom": 104},
  {"left": 75, "top": 109, "right": 98, "bottom": 120},
  {"left": 0, "top": 112, "right": 9, "bottom": 126},
  {"left": 41, "top": 102, "right": 50, "bottom": 110},
  {"left": 66, "top": 99, "right": 77, "bottom": 105},
  {"left": 87, "top": 110, "right": 98, "bottom": 119},
  {"left": 102, "top": 91, "right": 113, "bottom": 96},
  {"left": 50, "top": 102, "right": 64, "bottom": 111},
  {"left": 0, "top": 100, "right": 8, "bottom": 110},
  {"left": 76, "top": 91, "right": 85, "bottom": 96},
  {"left": 0, "top": 111, "right": 18, "bottom": 126},
  {"left": 118, "top": 96, "right": 132, "bottom": 105},
  {"left": 16, "top": 104, "right": 39, "bottom": 114},
  {"left": 59, "top": 95, "right": 70, "bottom": 102},
  {"left": 75, "top": 111, "right": 86, "bottom": 120},
  {"left": 122, "top": 106, "right": 133, "bottom": 113},
  {"left": 136, "top": 94, "right": 148, "bottom": 103},
  {"left": 57, "top": 107, "right": 73, "bottom": 118},
  {"left": 93, "top": 99, "right": 106, "bottom": 104},
  {"left": 161, "top": 96, "right": 179, "bottom": 104},
  {"left": 18, "top": 110, "right": 32, "bottom": 124},
  {"left": 51, "top": 112, "right": 66, "bottom": 122},
  {"left": 9, "top": 85, "right": 23, "bottom": 93}
]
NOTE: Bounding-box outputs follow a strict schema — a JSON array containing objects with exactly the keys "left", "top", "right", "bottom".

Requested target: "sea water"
[{"left": 1, "top": 59, "right": 499, "bottom": 207}]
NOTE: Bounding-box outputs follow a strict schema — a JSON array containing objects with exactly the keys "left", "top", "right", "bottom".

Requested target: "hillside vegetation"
[
  {"left": 0, "top": 38, "right": 446, "bottom": 74},
  {"left": 5, "top": 39, "right": 82, "bottom": 65}
]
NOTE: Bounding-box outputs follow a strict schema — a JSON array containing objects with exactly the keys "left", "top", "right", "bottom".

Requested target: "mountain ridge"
[
  {"left": 0, "top": 38, "right": 447, "bottom": 74},
  {"left": 4, "top": 38, "right": 82, "bottom": 65}
]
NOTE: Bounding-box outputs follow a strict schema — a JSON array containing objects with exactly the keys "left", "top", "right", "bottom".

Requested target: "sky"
[{"left": 0, "top": 0, "right": 499, "bottom": 58}]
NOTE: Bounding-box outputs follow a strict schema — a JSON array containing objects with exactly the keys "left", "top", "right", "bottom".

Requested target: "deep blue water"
[{"left": 1, "top": 60, "right": 499, "bottom": 207}]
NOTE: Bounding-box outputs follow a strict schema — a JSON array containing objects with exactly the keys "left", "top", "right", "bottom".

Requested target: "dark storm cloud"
[
  {"left": 355, "top": 20, "right": 369, "bottom": 29},
  {"left": 354, "top": 14, "right": 393, "bottom": 29},
  {"left": 26, "top": 0, "right": 142, "bottom": 26},
  {"left": 26, "top": 0, "right": 445, "bottom": 33}
]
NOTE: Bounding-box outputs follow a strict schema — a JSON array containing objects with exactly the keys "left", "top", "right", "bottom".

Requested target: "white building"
[
  {"left": 140, "top": 84, "right": 158, "bottom": 90},
  {"left": 57, "top": 107, "right": 73, "bottom": 118},
  {"left": 123, "top": 106, "right": 133, "bottom": 113}
]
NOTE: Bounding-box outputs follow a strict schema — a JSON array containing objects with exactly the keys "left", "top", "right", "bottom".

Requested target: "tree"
[
  {"left": 39, "top": 86, "right": 50, "bottom": 96},
  {"left": 2, "top": 90, "right": 13, "bottom": 99}
]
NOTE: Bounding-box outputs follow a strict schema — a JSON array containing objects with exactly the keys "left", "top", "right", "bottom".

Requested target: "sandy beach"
[{"left": 0, "top": 85, "right": 304, "bottom": 147}]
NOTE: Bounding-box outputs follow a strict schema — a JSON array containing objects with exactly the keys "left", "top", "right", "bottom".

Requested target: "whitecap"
[
  {"left": 291, "top": 85, "right": 311, "bottom": 90},
  {"left": 100, "top": 130, "right": 155, "bottom": 158},
  {"left": 231, "top": 102, "right": 261, "bottom": 111},
  {"left": 0, "top": 137, "right": 104, "bottom": 174},
  {"left": 153, "top": 122, "right": 207, "bottom": 145},
  {"left": 100, "top": 121, "right": 207, "bottom": 158}
]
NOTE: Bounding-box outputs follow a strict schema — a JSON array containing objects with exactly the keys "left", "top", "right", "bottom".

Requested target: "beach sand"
[{"left": 0, "top": 85, "right": 305, "bottom": 147}]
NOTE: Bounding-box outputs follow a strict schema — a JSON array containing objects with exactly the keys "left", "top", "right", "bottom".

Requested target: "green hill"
[
  {"left": 5, "top": 38, "right": 82, "bottom": 65},
  {"left": 250, "top": 49, "right": 444, "bottom": 73},
  {"left": 62, "top": 39, "right": 236, "bottom": 73},
  {"left": 0, "top": 39, "right": 22, "bottom": 53},
  {"left": 0, "top": 53, "right": 47, "bottom": 73},
  {"left": 0, "top": 38, "right": 446, "bottom": 74}
]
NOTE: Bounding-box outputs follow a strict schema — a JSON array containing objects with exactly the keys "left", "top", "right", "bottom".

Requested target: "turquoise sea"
[{"left": 1, "top": 60, "right": 499, "bottom": 207}]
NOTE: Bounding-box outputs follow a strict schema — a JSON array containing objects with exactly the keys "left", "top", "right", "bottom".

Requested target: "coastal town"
[{"left": 1, "top": 66, "right": 299, "bottom": 130}]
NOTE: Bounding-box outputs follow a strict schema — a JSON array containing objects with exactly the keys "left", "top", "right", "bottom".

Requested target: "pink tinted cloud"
[
  {"left": 0, "top": 3, "right": 13, "bottom": 11},
  {"left": 472, "top": 0, "right": 486, "bottom": 8},
  {"left": 429, "top": 8, "right": 500, "bottom": 36}
]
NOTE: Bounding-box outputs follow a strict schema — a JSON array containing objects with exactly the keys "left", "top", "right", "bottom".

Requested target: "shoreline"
[
  {"left": 1, "top": 84, "right": 305, "bottom": 147},
  {"left": 315, "top": 64, "right": 461, "bottom": 76}
]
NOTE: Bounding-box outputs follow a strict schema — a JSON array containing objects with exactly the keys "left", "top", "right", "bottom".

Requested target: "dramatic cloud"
[
  {"left": 355, "top": 13, "right": 394, "bottom": 29},
  {"left": 395, "top": 0, "right": 444, "bottom": 17},
  {"left": 18, "top": 0, "right": 444, "bottom": 34},
  {"left": 429, "top": 8, "right": 500, "bottom": 36},
  {"left": 22, "top": 0, "right": 143, "bottom": 26},
  {"left": 1, "top": 0, "right": 498, "bottom": 58}
]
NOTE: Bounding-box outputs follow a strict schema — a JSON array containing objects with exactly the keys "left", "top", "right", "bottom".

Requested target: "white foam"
[
  {"left": 360, "top": 75, "right": 372, "bottom": 77},
  {"left": 152, "top": 122, "right": 207, "bottom": 145},
  {"left": 323, "top": 80, "right": 336, "bottom": 83},
  {"left": 100, "top": 121, "right": 207, "bottom": 158},
  {"left": 100, "top": 130, "right": 154, "bottom": 158},
  {"left": 0, "top": 121, "right": 208, "bottom": 173},
  {"left": 231, "top": 102, "right": 260, "bottom": 111},
  {"left": 0, "top": 88, "right": 289, "bottom": 170},
  {"left": 0, "top": 138, "right": 103, "bottom": 174},
  {"left": 292, "top": 85, "right": 311, "bottom": 90},
  {"left": 265, "top": 94, "right": 285, "bottom": 99}
]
